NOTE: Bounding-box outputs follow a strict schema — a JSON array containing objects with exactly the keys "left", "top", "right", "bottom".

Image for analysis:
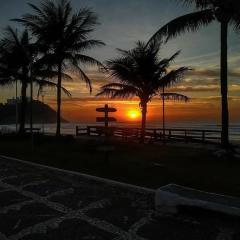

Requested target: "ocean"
[{"left": 1, "top": 122, "right": 240, "bottom": 141}]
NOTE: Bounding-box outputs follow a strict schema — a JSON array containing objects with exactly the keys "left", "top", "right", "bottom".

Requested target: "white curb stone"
[{"left": 155, "top": 184, "right": 240, "bottom": 217}]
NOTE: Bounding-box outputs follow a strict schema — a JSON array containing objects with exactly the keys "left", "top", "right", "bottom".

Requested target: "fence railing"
[{"left": 76, "top": 126, "right": 222, "bottom": 144}]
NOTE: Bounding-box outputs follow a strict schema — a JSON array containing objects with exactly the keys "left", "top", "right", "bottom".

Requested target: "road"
[{"left": 0, "top": 156, "right": 239, "bottom": 240}]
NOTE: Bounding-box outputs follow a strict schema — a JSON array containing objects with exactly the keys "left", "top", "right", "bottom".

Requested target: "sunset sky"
[{"left": 0, "top": 0, "right": 240, "bottom": 125}]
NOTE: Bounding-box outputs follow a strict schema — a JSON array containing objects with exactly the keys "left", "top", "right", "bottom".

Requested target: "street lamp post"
[
  {"left": 42, "top": 92, "right": 45, "bottom": 134},
  {"left": 162, "top": 86, "right": 166, "bottom": 142},
  {"left": 15, "top": 80, "right": 18, "bottom": 133}
]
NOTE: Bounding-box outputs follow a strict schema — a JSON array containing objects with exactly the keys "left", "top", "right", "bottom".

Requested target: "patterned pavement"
[{"left": 0, "top": 156, "right": 239, "bottom": 240}]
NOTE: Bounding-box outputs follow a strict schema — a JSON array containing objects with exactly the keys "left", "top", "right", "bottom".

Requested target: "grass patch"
[{"left": 0, "top": 135, "right": 240, "bottom": 197}]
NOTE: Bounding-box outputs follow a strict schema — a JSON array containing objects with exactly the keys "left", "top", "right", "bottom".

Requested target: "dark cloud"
[
  {"left": 186, "top": 68, "right": 240, "bottom": 78},
  {"left": 170, "top": 86, "right": 219, "bottom": 92}
]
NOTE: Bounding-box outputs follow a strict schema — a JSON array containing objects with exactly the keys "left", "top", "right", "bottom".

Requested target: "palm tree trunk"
[
  {"left": 19, "top": 81, "right": 27, "bottom": 135},
  {"left": 30, "top": 77, "right": 33, "bottom": 136},
  {"left": 140, "top": 102, "right": 147, "bottom": 143},
  {"left": 220, "top": 21, "right": 229, "bottom": 148},
  {"left": 162, "top": 86, "right": 165, "bottom": 142},
  {"left": 56, "top": 63, "right": 62, "bottom": 137}
]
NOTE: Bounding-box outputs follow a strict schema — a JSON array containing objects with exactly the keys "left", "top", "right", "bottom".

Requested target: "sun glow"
[{"left": 127, "top": 110, "right": 140, "bottom": 120}]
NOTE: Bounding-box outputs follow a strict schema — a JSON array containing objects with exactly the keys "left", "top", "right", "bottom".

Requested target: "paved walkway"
[{"left": 0, "top": 156, "right": 239, "bottom": 240}]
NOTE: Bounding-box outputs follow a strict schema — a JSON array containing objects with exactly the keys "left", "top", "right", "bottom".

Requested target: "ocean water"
[{"left": 1, "top": 122, "right": 240, "bottom": 141}]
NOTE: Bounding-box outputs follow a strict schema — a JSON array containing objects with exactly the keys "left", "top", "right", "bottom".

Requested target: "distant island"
[{"left": 0, "top": 98, "right": 68, "bottom": 124}]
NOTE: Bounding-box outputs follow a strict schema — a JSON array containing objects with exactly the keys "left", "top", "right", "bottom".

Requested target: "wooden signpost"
[
  {"left": 96, "top": 104, "right": 117, "bottom": 127},
  {"left": 96, "top": 104, "right": 117, "bottom": 162}
]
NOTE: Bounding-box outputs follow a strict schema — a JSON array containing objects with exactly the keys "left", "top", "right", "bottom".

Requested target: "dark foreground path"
[{"left": 0, "top": 156, "right": 239, "bottom": 240}]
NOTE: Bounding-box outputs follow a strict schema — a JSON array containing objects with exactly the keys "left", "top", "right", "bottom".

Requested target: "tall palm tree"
[
  {"left": 97, "top": 41, "right": 189, "bottom": 142},
  {"left": 0, "top": 27, "right": 36, "bottom": 134},
  {"left": 0, "top": 26, "right": 70, "bottom": 135},
  {"left": 14, "top": 0, "right": 105, "bottom": 136},
  {"left": 148, "top": 0, "right": 240, "bottom": 147}
]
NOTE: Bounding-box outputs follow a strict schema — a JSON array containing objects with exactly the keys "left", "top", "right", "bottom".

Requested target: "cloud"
[
  {"left": 186, "top": 68, "right": 240, "bottom": 78},
  {"left": 57, "top": 66, "right": 240, "bottom": 97},
  {"left": 170, "top": 86, "right": 219, "bottom": 92},
  {"left": 168, "top": 67, "right": 240, "bottom": 94}
]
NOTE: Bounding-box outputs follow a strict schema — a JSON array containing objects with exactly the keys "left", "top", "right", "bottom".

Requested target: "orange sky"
[
  {"left": 42, "top": 65, "right": 240, "bottom": 125},
  {"left": 47, "top": 96, "right": 240, "bottom": 125},
  {"left": 1, "top": 66, "right": 240, "bottom": 125}
]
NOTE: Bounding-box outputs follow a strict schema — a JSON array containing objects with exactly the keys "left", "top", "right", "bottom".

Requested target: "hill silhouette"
[{"left": 0, "top": 100, "right": 68, "bottom": 124}]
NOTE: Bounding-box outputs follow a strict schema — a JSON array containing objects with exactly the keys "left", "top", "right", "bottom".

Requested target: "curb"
[{"left": 0, "top": 155, "right": 155, "bottom": 195}]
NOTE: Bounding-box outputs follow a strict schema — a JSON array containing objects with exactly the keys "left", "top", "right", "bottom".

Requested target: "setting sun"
[{"left": 127, "top": 110, "right": 140, "bottom": 120}]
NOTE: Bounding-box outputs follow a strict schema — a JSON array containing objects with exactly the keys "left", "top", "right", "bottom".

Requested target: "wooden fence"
[{"left": 76, "top": 126, "right": 222, "bottom": 144}]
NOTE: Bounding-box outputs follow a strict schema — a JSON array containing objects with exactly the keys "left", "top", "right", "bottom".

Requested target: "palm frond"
[
  {"left": 148, "top": 9, "right": 214, "bottom": 44},
  {"left": 36, "top": 79, "right": 71, "bottom": 97},
  {"left": 106, "top": 58, "right": 139, "bottom": 87},
  {"left": 167, "top": 50, "right": 181, "bottom": 62},
  {"left": 177, "top": 0, "right": 214, "bottom": 9},
  {"left": 77, "top": 8, "right": 99, "bottom": 30},
  {"left": 73, "top": 54, "right": 105, "bottom": 69},
  {"left": 28, "top": 3, "right": 45, "bottom": 17},
  {"left": 69, "top": 40, "right": 105, "bottom": 52},
  {"left": 160, "top": 92, "right": 189, "bottom": 102},
  {"left": 160, "top": 67, "right": 191, "bottom": 87},
  {"left": 35, "top": 68, "right": 73, "bottom": 81},
  {"left": 231, "top": 14, "right": 240, "bottom": 33},
  {"left": 97, "top": 83, "right": 138, "bottom": 99},
  {"left": 4, "top": 26, "right": 19, "bottom": 42},
  {"left": 157, "top": 50, "right": 181, "bottom": 71},
  {"left": 71, "top": 60, "right": 92, "bottom": 93}
]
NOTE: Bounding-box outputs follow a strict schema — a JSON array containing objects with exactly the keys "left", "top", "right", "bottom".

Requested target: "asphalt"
[{"left": 0, "top": 156, "right": 239, "bottom": 240}]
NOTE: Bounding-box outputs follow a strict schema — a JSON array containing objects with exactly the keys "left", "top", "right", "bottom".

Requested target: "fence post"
[
  {"left": 123, "top": 129, "right": 125, "bottom": 140},
  {"left": 202, "top": 131, "right": 205, "bottom": 144},
  {"left": 87, "top": 126, "right": 90, "bottom": 136},
  {"left": 185, "top": 130, "right": 187, "bottom": 143},
  {"left": 154, "top": 129, "right": 157, "bottom": 141}
]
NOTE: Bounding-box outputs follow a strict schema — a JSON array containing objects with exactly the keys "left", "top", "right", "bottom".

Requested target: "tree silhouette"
[
  {"left": 14, "top": 0, "right": 105, "bottom": 136},
  {"left": 0, "top": 27, "right": 70, "bottom": 135},
  {"left": 148, "top": 0, "right": 240, "bottom": 147},
  {"left": 97, "top": 41, "right": 189, "bottom": 142}
]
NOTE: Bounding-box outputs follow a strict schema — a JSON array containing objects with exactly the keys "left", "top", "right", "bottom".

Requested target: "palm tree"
[
  {"left": 97, "top": 41, "right": 189, "bottom": 142},
  {"left": 160, "top": 91, "right": 189, "bottom": 140},
  {"left": 0, "top": 27, "right": 36, "bottom": 134},
  {"left": 14, "top": 0, "right": 105, "bottom": 136},
  {"left": 148, "top": 0, "right": 240, "bottom": 147},
  {"left": 0, "top": 26, "right": 71, "bottom": 135}
]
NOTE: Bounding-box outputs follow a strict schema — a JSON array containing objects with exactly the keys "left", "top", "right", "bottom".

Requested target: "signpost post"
[
  {"left": 96, "top": 104, "right": 117, "bottom": 128},
  {"left": 96, "top": 104, "right": 117, "bottom": 163}
]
